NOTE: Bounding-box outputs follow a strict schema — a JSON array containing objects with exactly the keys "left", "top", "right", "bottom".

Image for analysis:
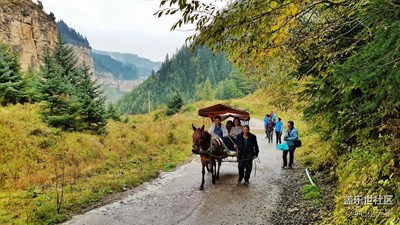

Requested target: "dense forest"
[
  {"left": 158, "top": 0, "right": 400, "bottom": 224},
  {"left": 92, "top": 52, "right": 139, "bottom": 80},
  {"left": 56, "top": 20, "right": 91, "bottom": 48},
  {"left": 92, "top": 49, "right": 161, "bottom": 77},
  {"left": 117, "top": 45, "right": 256, "bottom": 114}
]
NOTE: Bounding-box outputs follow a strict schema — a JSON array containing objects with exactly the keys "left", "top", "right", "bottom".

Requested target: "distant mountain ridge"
[
  {"left": 57, "top": 20, "right": 90, "bottom": 48},
  {"left": 55, "top": 20, "right": 162, "bottom": 101},
  {"left": 92, "top": 49, "right": 161, "bottom": 78},
  {"left": 92, "top": 52, "right": 139, "bottom": 80},
  {"left": 117, "top": 46, "right": 256, "bottom": 114}
]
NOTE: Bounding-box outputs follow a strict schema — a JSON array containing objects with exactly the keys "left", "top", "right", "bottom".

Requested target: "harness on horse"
[{"left": 199, "top": 133, "right": 228, "bottom": 158}]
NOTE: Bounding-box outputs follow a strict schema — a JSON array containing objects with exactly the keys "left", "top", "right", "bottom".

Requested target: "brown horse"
[{"left": 191, "top": 124, "right": 225, "bottom": 190}]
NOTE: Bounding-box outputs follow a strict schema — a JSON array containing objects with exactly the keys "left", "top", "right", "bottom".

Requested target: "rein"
[
  {"left": 198, "top": 132, "right": 226, "bottom": 159},
  {"left": 200, "top": 137, "right": 214, "bottom": 152}
]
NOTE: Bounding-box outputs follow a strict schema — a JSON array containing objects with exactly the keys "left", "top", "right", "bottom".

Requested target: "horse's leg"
[
  {"left": 200, "top": 162, "right": 205, "bottom": 190},
  {"left": 211, "top": 159, "right": 216, "bottom": 184},
  {"left": 206, "top": 162, "right": 211, "bottom": 172},
  {"left": 216, "top": 158, "right": 221, "bottom": 180}
]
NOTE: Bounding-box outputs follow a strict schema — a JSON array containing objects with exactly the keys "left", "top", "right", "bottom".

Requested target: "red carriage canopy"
[{"left": 198, "top": 104, "right": 251, "bottom": 121}]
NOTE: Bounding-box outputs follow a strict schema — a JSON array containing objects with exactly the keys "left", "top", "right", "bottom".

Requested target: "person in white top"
[
  {"left": 230, "top": 117, "right": 243, "bottom": 139},
  {"left": 208, "top": 116, "right": 229, "bottom": 138}
]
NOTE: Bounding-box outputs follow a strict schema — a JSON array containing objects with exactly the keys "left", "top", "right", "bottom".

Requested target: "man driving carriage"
[{"left": 234, "top": 125, "right": 259, "bottom": 184}]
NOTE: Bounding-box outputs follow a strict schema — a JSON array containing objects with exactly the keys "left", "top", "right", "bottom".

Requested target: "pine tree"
[
  {"left": 21, "top": 69, "right": 41, "bottom": 103},
  {"left": 53, "top": 39, "right": 80, "bottom": 85},
  {"left": 166, "top": 92, "right": 183, "bottom": 116},
  {"left": 39, "top": 42, "right": 107, "bottom": 133},
  {"left": 38, "top": 53, "right": 79, "bottom": 130},
  {"left": 196, "top": 79, "right": 215, "bottom": 101},
  {"left": 0, "top": 44, "right": 24, "bottom": 105},
  {"left": 216, "top": 79, "right": 243, "bottom": 100},
  {"left": 106, "top": 103, "right": 121, "bottom": 121},
  {"left": 75, "top": 67, "right": 107, "bottom": 133}
]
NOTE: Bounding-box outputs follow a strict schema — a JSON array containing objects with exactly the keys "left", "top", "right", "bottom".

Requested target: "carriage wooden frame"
[
  {"left": 198, "top": 103, "right": 251, "bottom": 122},
  {"left": 198, "top": 103, "right": 251, "bottom": 162}
]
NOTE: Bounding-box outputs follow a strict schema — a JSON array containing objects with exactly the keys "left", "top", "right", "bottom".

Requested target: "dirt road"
[{"left": 64, "top": 119, "right": 293, "bottom": 225}]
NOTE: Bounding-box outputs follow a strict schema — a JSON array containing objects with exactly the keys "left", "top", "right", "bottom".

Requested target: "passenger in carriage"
[
  {"left": 208, "top": 116, "right": 231, "bottom": 155},
  {"left": 208, "top": 116, "right": 229, "bottom": 139},
  {"left": 230, "top": 117, "right": 243, "bottom": 140},
  {"left": 225, "top": 117, "right": 243, "bottom": 155},
  {"left": 225, "top": 120, "right": 236, "bottom": 153},
  {"left": 226, "top": 120, "right": 234, "bottom": 134}
]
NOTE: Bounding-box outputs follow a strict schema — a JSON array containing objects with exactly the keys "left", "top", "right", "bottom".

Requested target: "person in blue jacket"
[
  {"left": 275, "top": 118, "right": 283, "bottom": 145},
  {"left": 234, "top": 125, "right": 259, "bottom": 184},
  {"left": 283, "top": 120, "right": 298, "bottom": 169},
  {"left": 263, "top": 114, "right": 270, "bottom": 138}
]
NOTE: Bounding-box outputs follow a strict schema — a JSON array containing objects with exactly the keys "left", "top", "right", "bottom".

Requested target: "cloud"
[{"left": 39, "top": 0, "right": 193, "bottom": 61}]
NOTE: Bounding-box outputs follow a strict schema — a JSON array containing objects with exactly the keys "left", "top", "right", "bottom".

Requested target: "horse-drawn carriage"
[
  {"left": 197, "top": 103, "right": 250, "bottom": 158},
  {"left": 191, "top": 104, "right": 250, "bottom": 190}
]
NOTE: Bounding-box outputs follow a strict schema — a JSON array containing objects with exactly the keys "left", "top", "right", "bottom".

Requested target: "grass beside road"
[
  {"left": 0, "top": 103, "right": 202, "bottom": 224},
  {"left": 0, "top": 90, "right": 320, "bottom": 224}
]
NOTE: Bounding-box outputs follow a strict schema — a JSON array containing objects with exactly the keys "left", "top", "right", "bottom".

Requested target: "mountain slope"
[
  {"left": 56, "top": 20, "right": 90, "bottom": 48},
  {"left": 117, "top": 45, "right": 256, "bottom": 114},
  {"left": 92, "top": 49, "right": 161, "bottom": 78},
  {"left": 92, "top": 52, "right": 139, "bottom": 80},
  {"left": 55, "top": 21, "right": 160, "bottom": 99}
]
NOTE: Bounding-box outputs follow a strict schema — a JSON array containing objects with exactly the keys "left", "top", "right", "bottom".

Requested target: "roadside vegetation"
[
  {"left": 0, "top": 103, "right": 203, "bottom": 224},
  {"left": 157, "top": 1, "right": 400, "bottom": 224}
]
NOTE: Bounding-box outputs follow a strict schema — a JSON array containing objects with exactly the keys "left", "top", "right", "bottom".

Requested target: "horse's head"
[{"left": 192, "top": 124, "right": 206, "bottom": 154}]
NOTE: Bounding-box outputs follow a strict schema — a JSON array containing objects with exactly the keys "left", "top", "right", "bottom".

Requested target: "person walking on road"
[
  {"left": 234, "top": 125, "right": 259, "bottom": 184},
  {"left": 272, "top": 112, "right": 277, "bottom": 122},
  {"left": 275, "top": 118, "right": 283, "bottom": 145},
  {"left": 265, "top": 119, "right": 275, "bottom": 143},
  {"left": 263, "top": 114, "right": 270, "bottom": 138},
  {"left": 282, "top": 120, "right": 298, "bottom": 169}
]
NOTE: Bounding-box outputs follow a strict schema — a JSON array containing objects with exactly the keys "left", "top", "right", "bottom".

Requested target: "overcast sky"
[{"left": 38, "top": 0, "right": 197, "bottom": 62}]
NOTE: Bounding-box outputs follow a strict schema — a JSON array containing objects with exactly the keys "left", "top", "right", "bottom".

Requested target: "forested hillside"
[
  {"left": 117, "top": 46, "right": 256, "bottom": 114},
  {"left": 92, "top": 52, "right": 139, "bottom": 80},
  {"left": 56, "top": 20, "right": 90, "bottom": 48},
  {"left": 92, "top": 49, "right": 161, "bottom": 78}
]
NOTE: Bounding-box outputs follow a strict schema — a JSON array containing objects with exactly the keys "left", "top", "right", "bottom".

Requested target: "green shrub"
[{"left": 301, "top": 185, "right": 321, "bottom": 200}]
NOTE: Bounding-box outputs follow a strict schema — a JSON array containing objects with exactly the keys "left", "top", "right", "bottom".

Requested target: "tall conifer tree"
[
  {"left": 75, "top": 66, "right": 107, "bottom": 133},
  {"left": 39, "top": 41, "right": 107, "bottom": 133},
  {"left": 0, "top": 44, "right": 24, "bottom": 105}
]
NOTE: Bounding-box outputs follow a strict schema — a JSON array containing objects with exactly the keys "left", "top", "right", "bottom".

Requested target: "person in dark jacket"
[
  {"left": 234, "top": 125, "right": 259, "bottom": 184},
  {"left": 265, "top": 119, "right": 275, "bottom": 143}
]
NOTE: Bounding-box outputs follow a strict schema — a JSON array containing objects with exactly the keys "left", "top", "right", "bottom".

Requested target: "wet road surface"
[{"left": 64, "top": 119, "right": 287, "bottom": 225}]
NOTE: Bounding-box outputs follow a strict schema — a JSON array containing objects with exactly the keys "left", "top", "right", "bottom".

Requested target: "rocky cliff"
[
  {"left": 97, "top": 74, "right": 144, "bottom": 92},
  {"left": 67, "top": 44, "right": 95, "bottom": 75},
  {"left": 0, "top": 0, "right": 58, "bottom": 71}
]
